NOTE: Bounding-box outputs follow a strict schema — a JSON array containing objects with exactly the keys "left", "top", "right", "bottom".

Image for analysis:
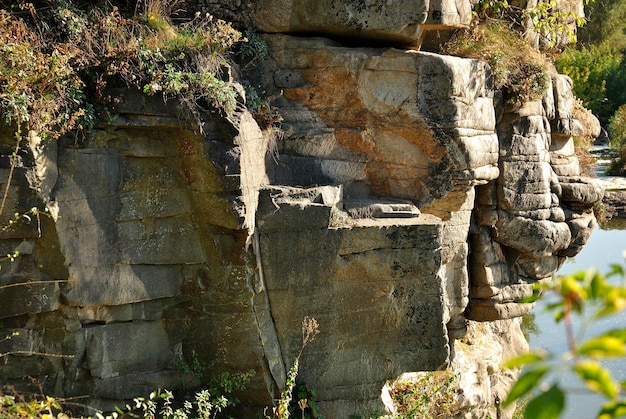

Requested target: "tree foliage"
[
  {"left": 556, "top": 43, "right": 626, "bottom": 125},
  {"left": 578, "top": 0, "right": 626, "bottom": 52},
  {"left": 609, "top": 105, "right": 626, "bottom": 150}
]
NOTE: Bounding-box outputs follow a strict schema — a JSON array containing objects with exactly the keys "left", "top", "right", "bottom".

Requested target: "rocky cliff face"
[{"left": 0, "top": 1, "right": 601, "bottom": 418}]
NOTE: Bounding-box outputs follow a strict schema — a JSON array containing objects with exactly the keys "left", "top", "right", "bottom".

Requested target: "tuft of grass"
[{"left": 443, "top": 22, "right": 551, "bottom": 105}]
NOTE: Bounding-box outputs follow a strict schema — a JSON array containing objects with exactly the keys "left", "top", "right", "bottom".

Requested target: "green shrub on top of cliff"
[
  {"left": 443, "top": 22, "right": 551, "bottom": 105},
  {"left": 556, "top": 43, "right": 626, "bottom": 125},
  {"left": 472, "top": 0, "right": 588, "bottom": 49},
  {"left": 0, "top": 6, "right": 93, "bottom": 139},
  {"left": 448, "top": 0, "right": 594, "bottom": 105},
  {"left": 578, "top": 0, "right": 626, "bottom": 53},
  {"left": 0, "top": 0, "right": 244, "bottom": 140}
]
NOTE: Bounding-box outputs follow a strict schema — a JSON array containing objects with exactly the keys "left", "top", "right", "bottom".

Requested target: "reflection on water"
[
  {"left": 529, "top": 222, "right": 626, "bottom": 417},
  {"left": 559, "top": 221, "right": 626, "bottom": 277},
  {"left": 600, "top": 218, "right": 626, "bottom": 231}
]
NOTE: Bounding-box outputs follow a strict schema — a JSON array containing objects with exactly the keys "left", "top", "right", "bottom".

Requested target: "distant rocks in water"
[{"left": 603, "top": 190, "right": 626, "bottom": 219}]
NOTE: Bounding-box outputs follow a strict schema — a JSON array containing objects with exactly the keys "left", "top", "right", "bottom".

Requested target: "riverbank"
[{"left": 590, "top": 146, "right": 626, "bottom": 218}]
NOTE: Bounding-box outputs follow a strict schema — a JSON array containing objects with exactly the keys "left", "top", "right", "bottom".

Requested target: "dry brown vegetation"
[{"left": 443, "top": 21, "right": 552, "bottom": 105}]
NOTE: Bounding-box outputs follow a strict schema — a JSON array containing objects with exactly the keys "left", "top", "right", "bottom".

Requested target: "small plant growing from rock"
[
  {"left": 269, "top": 316, "right": 320, "bottom": 419},
  {"left": 380, "top": 371, "right": 460, "bottom": 418}
]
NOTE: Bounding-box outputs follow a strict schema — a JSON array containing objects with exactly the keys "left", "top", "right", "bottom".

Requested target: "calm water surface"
[{"left": 528, "top": 220, "right": 626, "bottom": 418}]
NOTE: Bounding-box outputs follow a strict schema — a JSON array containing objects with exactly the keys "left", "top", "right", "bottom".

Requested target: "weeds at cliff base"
[{"left": 382, "top": 371, "right": 460, "bottom": 418}]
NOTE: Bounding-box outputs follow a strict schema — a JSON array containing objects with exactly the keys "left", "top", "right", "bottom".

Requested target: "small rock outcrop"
[{"left": 0, "top": 1, "right": 601, "bottom": 418}]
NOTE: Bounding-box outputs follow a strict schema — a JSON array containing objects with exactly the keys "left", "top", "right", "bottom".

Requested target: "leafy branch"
[
  {"left": 503, "top": 260, "right": 626, "bottom": 418},
  {"left": 472, "top": 0, "right": 590, "bottom": 48}
]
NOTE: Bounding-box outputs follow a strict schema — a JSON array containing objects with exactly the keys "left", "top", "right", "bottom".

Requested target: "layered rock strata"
[
  {"left": 468, "top": 76, "right": 602, "bottom": 321},
  {"left": 0, "top": 0, "right": 601, "bottom": 418}
]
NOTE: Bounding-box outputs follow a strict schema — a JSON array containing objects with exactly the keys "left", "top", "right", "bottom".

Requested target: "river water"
[{"left": 526, "top": 154, "right": 626, "bottom": 418}]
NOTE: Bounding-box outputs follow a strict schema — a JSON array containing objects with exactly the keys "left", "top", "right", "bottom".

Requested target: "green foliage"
[
  {"left": 608, "top": 104, "right": 626, "bottom": 174},
  {"left": 242, "top": 84, "right": 282, "bottom": 129},
  {"left": 133, "top": 9, "right": 243, "bottom": 119},
  {"left": 290, "top": 383, "right": 322, "bottom": 419},
  {"left": 505, "top": 61, "right": 552, "bottom": 105},
  {"left": 526, "top": 0, "right": 588, "bottom": 48},
  {"left": 503, "top": 262, "right": 626, "bottom": 418},
  {"left": 0, "top": 1, "right": 246, "bottom": 142},
  {"left": 207, "top": 369, "right": 256, "bottom": 409},
  {"left": 556, "top": 43, "right": 626, "bottom": 124},
  {"left": 275, "top": 358, "right": 300, "bottom": 419},
  {"left": 524, "top": 384, "right": 565, "bottom": 419},
  {"left": 472, "top": 0, "right": 511, "bottom": 21},
  {"left": 0, "top": 316, "right": 320, "bottom": 419},
  {"left": 268, "top": 317, "right": 320, "bottom": 419},
  {"left": 444, "top": 22, "right": 551, "bottom": 105},
  {"left": 0, "top": 394, "right": 62, "bottom": 418},
  {"left": 609, "top": 105, "right": 626, "bottom": 149},
  {"left": 471, "top": 0, "right": 589, "bottom": 48},
  {"left": 121, "top": 370, "right": 255, "bottom": 419},
  {"left": 0, "top": 8, "right": 93, "bottom": 139},
  {"left": 0, "top": 361, "right": 255, "bottom": 418},
  {"left": 578, "top": 0, "right": 626, "bottom": 52},
  {"left": 175, "top": 349, "right": 204, "bottom": 383},
  {"left": 520, "top": 312, "right": 540, "bottom": 341},
  {"left": 238, "top": 29, "right": 269, "bottom": 69}
]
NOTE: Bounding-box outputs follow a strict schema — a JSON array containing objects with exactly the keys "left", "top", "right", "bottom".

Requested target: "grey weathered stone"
[
  {"left": 467, "top": 68, "right": 600, "bottom": 327},
  {"left": 0, "top": 281, "right": 61, "bottom": 319},
  {"left": 86, "top": 321, "right": 174, "bottom": 379},
  {"left": 257, "top": 191, "right": 448, "bottom": 414},
  {"left": 247, "top": 0, "right": 472, "bottom": 46},
  {"left": 343, "top": 199, "right": 421, "bottom": 218},
  {"left": 559, "top": 176, "right": 605, "bottom": 206}
]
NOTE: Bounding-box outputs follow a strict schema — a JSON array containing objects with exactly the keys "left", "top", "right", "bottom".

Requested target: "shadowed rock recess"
[{"left": 0, "top": 1, "right": 601, "bottom": 418}]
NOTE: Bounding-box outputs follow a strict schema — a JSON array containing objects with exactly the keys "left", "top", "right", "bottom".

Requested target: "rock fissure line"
[{"left": 250, "top": 229, "right": 287, "bottom": 394}]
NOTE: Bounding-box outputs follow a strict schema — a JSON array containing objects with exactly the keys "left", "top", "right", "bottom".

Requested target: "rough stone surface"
[
  {"left": 0, "top": 1, "right": 599, "bottom": 418},
  {"left": 256, "top": 188, "right": 447, "bottom": 416},
  {"left": 467, "top": 78, "right": 601, "bottom": 323},
  {"left": 192, "top": 0, "right": 473, "bottom": 47}
]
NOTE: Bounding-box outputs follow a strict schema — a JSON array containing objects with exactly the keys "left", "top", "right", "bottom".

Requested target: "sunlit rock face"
[
  {"left": 253, "top": 34, "right": 500, "bottom": 345},
  {"left": 0, "top": 0, "right": 599, "bottom": 418},
  {"left": 0, "top": 96, "right": 273, "bottom": 412},
  {"left": 244, "top": 30, "right": 600, "bottom": 418},
  {"left": 195, "top": 0, "right": 472, "bottom": 46},
  {"left": 467, "top": 75, "right": 603, "bottom": 321}
]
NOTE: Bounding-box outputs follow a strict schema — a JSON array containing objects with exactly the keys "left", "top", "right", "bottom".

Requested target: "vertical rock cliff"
[{"left": 0, "top": 1, "right": 602, "bottom": 418}]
